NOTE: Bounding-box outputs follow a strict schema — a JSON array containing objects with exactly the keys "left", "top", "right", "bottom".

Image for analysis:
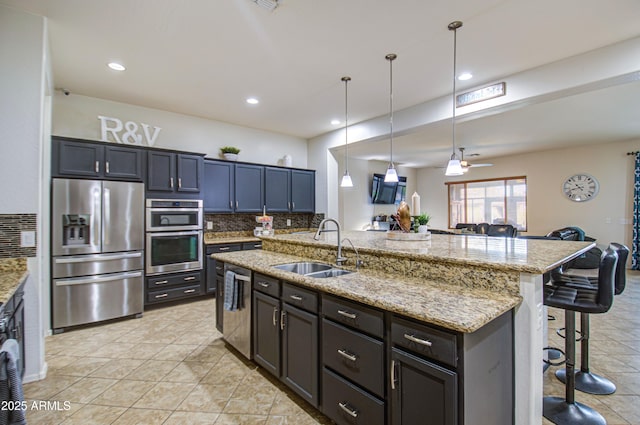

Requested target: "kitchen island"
[{"left": 212, "top": 230, "right": 594, "bottom": 424}]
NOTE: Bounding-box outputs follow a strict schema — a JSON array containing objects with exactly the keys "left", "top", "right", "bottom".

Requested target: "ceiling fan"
[{"left": 459, "top": 147, "right": 493, "bottom": 173}]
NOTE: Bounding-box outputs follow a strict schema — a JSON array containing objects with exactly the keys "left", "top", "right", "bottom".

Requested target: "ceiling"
[{"left": 3, "top": 0, "right": 640, "bottom": 167}]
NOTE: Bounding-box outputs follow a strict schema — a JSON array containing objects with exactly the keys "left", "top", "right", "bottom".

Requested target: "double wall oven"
[{"left": 145, "top": 199, "right": 203, "bottom": 275}]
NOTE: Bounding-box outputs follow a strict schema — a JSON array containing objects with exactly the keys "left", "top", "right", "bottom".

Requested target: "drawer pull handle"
[
  {"left": 258, "top": 282, "right": 270, "bottom": 288},
  {"left": 289, "top": 294, "right": 303, "bottom": 301},
  {"left": 155, "top": 280, "right": 169, "bottom": 285},
  {"left": 391, "top": 359, "right": 397, "bottom": 390},
  {"left": 337, "top": 349, "right": 357, "bottom": 362},
  {"left": 219, "top": 247, "right": 230, "bottom": 251},
  {"left": 184, "top": 289, "right": 196, "bottom": 294},
  {"left": 155, "top": 293, "right": 169, "bottom": 299},
  {"left": 273, "top": 307, "right": 279, "bottom": 326},
  {"left": 280, "top": 310, "right": 286, "bottom": 330},
  {"left": 183, "top": 276, "right": 196, "bottom": 281},
  {"left": 404, "top": 333, "right": 433, "bottom": 347},
  {"left": 337, "top": 309, "right": 357, "bottom": 319},
  {"left": 254, "top": 244, "right": 262, "bottom": 248},
  {"left": 338, "top": 402, "right": 358, "bottom": 418}
]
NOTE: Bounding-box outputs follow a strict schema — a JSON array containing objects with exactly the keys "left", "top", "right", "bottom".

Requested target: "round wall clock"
[{"left": 562, "top": 173, "right": 599, "bottom": 202}]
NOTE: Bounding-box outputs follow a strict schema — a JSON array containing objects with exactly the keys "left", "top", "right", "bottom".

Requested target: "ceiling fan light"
[
  {"left": 384, "top": 164, "right": 399, "bottom": 182},
  {"left": 340, "top": 172, "right": 353, "bottom": 188},
  {"left": 445, "top": 156, "right": 464, "bottom": 176}
]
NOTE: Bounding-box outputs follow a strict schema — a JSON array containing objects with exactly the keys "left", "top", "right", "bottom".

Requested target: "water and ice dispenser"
[{"left": 62, "top": 214, "right": 91, "bottom": 246}]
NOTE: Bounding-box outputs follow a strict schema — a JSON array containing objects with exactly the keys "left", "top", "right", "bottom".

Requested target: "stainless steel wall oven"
[{"left": 145, "top": 199, "right": 203, "bottom": 275}]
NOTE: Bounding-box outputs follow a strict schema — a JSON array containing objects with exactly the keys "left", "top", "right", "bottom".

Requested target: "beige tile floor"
[{"left": 22, "top": 272, "right": 640, "bottom": 424}]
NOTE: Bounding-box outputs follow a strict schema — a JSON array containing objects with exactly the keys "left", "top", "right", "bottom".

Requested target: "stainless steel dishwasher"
[{"left": 222, "top": 264, "right": 252, "bottom": 359}]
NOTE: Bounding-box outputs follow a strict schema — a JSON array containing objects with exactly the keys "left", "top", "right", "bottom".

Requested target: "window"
[{"left": 447, "top": 176, "right": 527, "bottom": 230}]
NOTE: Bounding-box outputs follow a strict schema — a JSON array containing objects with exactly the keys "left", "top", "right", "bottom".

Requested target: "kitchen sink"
[
  {"left": 272, "top": 262, "right": 354, "bottom": 278},
  {"left": 273, "top": 262, "right": 332, "bottom": 274},
  {"left": 305, "top": 269, "right": 354, "bottom": 278}
]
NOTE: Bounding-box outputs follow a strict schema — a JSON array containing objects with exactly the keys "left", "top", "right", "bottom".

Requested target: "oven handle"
[
  {"left": 146, "top": 230, "right": 202, "bottom": 238},
  {"left": 55, "top": 271, "right": 143, "bottom": 286}
]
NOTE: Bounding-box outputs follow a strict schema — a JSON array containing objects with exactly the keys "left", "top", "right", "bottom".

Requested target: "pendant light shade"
[
  {"left": 384, "top": 53, "right": 399, "bottom": 183},
  {"left": 340, "top": 76, "right": 354, "bottom": 188},
  {"left": 445, "top": 21, "right": 464, "bottom": 177}
]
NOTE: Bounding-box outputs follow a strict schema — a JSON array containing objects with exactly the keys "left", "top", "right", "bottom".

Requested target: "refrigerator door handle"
[
  {"left": 55, "top": 271, "right": 143, "bottom": 287},
  {"left": 103, "top": 187, "right": 111, "bottom": 246},
  {"left": 54, "top": 252, "right": 143, "bottom": 264},
  {"left": 92, "top": 185, "right": 101, "bottom": 249}
]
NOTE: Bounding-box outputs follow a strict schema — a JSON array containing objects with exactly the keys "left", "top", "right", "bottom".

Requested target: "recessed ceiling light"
[
  {"left": 331, "top": 119, "right": 340, "bottom": 125},
  {"left": 458, "top": 72, "right": 472, "bottom": 81},
  {"left": 246, "top": 97, "right": 259, "bottom": 105},
  {"left": 107, "top": 62, "right": 126, "bottom": 71}
]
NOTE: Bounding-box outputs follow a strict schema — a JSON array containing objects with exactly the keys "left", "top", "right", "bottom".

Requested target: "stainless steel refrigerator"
[{"left": 51, "top": 178, "right": 144, "bottom": 331}]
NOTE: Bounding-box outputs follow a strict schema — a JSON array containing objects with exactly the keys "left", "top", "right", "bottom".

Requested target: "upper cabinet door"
[
  {"left": 235, "top": 164, "right": 264, "bottom": 213},
  {"left": 291, "top": 170, "right": 315, "bottom": 213},
  {"left": 265, "top": 167, "right": 290, "bottom": 213},
  {"left": 147, "top": 151, "right": 176, "bottom": 192},
  {"left": 177, "top": 154, "right": 202, "bottom": 193},
  {"left": 204, "top": 160, "right": 234, "bottom": 213},
  {"left": 54, "top": 140, "right": 104, "bottom": 178},
  {"left": 104, "top": 145, "right": 143, "bottom": 181}
]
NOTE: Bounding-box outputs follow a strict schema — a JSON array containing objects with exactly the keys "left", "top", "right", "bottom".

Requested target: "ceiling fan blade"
[{"left": 468, "top": 163, "right": 493, "bottom": 168}]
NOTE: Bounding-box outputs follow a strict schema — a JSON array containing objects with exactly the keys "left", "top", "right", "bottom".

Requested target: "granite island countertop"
[
  {"left": 0, "top": 258, "right": 28, "bottom": 307},
  {"left": 212, "top": 230, "right": 594, "bottom": 333},
  {"left": 263, "top": 230, "right": 595, "bottom": 274},
  {"left": 212, "top": 249, "right": 521, "bottom": 333}
]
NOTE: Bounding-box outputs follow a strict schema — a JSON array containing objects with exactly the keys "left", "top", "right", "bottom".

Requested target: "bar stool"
[
  {"left": 543, "top": 247, "right": 618, "bottom": 425},
  {"left": 551, "top": 242, "right": 628, "bottom": 395}
]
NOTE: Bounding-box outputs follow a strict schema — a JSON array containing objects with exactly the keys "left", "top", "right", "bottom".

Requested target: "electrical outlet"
[
  {"left": 286, "top": 219, "right": 291, "bottom": 227},
  {"left": 21, "top": 231, "right": 36, "bottom": 247},
  {"left": 206, "top": 221, "right": 213, "bottom": 230}
]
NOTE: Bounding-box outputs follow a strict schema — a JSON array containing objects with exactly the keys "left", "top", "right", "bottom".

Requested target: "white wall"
[
  {"left": 0, "top": 4, "right": 50, "bottom": 382},
  {"left": 417, "top": 139, "right": 638, "bottom": 247},
  {"left": 53, "top": 94, "right": 309, "bottom": 168}
]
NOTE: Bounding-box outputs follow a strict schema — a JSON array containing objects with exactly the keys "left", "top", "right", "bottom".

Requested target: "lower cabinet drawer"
[
  {"left": 322, "top": 368, "right": 384, "bottom": 425},
  {"left": 323, "top": 319, "right": 385, "bottom": 397},
  {"left": 147, "top": 284, "right": 202, "bottom": 304},
  {"left": 147, "top": 270, "right": 201, "bottom": 289}
]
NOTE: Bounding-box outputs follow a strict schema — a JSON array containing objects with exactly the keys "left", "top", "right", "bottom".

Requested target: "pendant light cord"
[
  {"left": 449, "top": 21, "right": 462, "bottom": 157},
  {"left": 342, "top": 76, "right": 350, "bottom": 172},
  {"left": 386, "top": 54, "right": 396, "bottom": 165}
]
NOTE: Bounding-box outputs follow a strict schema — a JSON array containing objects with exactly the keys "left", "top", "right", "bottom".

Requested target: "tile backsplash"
[
  {"left": 0, "top": 214, "right": 37, "bottom": 258},
  {"left": 205, "top": 213, "right": 324, "bottom": 234}
]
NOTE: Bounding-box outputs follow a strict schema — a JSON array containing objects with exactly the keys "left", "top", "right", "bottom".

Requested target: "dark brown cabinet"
[
  {"left": 252, "top": 277, "right": 319, "bottom": 408},
  {"left": 53, "top": 138, "right": 144, "bottom": 181},
  {"left": 145, "top": 270, "right": 203, "bottom": 305},
  {"left": 321, "top": 294, "right": 385, "bottom": 425},
  {"left": 147, "top": 151, "right": 202, "bottom": 195}
]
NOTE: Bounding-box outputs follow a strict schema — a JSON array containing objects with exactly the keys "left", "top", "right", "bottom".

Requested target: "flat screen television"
[{"left": 371, "top": 173, "right": 406, "bottom": 204}]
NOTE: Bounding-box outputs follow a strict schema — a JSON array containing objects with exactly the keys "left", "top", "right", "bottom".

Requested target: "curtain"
[{"left": 633, "top": 153, "right": 640, "bottom": 269}]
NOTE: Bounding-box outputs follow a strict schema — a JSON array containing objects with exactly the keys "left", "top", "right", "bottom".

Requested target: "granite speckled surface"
[
  {"left": 0, "top": 258, "right": 28, "bottom": 306},
  {"left": 264, "top": 231, "right": 594, "bottom": 274},
  {"left": 211, "top": 249, "right": 520, "bottom": 333},
  {"left": 212, "top": 231, "right": 593, "bottom": 333}
]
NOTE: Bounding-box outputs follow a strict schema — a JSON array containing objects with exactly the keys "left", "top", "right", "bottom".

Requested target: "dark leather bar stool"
[
  {"left": 543, "top": 247, "right": 618, "bottom": 425},
  {"left": 487, "top": 224, "right": 517, "bottom": 237},
  {"left": 551, "top": 242, "right": 629, "bottom": 395}
]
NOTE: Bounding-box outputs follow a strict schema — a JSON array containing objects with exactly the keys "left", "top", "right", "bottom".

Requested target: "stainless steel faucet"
[
  {"left": 314, "top": 218, "right": 346, "bottom": 265},
  {"left": 342, "top": 237, "right": 364, "bottom": 270}
]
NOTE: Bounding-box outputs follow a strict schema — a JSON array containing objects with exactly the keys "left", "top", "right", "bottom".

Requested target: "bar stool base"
[
  {"left": 543, "top": 396, "right": 606, "bottom": 425},
  {"left": 556, "top": 369, "right": 616, "bottom": 395}
]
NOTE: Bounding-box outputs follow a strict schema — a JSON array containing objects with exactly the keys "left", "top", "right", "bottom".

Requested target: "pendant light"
[
  {"left": 340, "top": 76, "right": 354, "bottom": 188},
  {"left": 384, "top": 53, "right": 399, "bottom": 183},
  {"left": 445, "top": 21, "right": 464, "bottom": 176}
]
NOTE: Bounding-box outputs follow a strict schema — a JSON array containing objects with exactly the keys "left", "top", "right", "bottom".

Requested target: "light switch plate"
[
  {"left": 21, "top": 231, "right": 36, "bottom": 247},
  {"left": 286, "top": 219, "right": 291, "bottom": 227},
  {"left": 206, "top": 221, "right": 213, "bottom": 230}
]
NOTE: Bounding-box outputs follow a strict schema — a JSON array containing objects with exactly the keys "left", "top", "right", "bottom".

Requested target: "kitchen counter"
[
  {"left": 212, "top": 249, "right": 519, "bottom": 333},
  {"left": 0, "top": 258, "right": 28, "bottom": 306},
  {"left": 213, "top": 229, "right": 594, "bottom": 424}
]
